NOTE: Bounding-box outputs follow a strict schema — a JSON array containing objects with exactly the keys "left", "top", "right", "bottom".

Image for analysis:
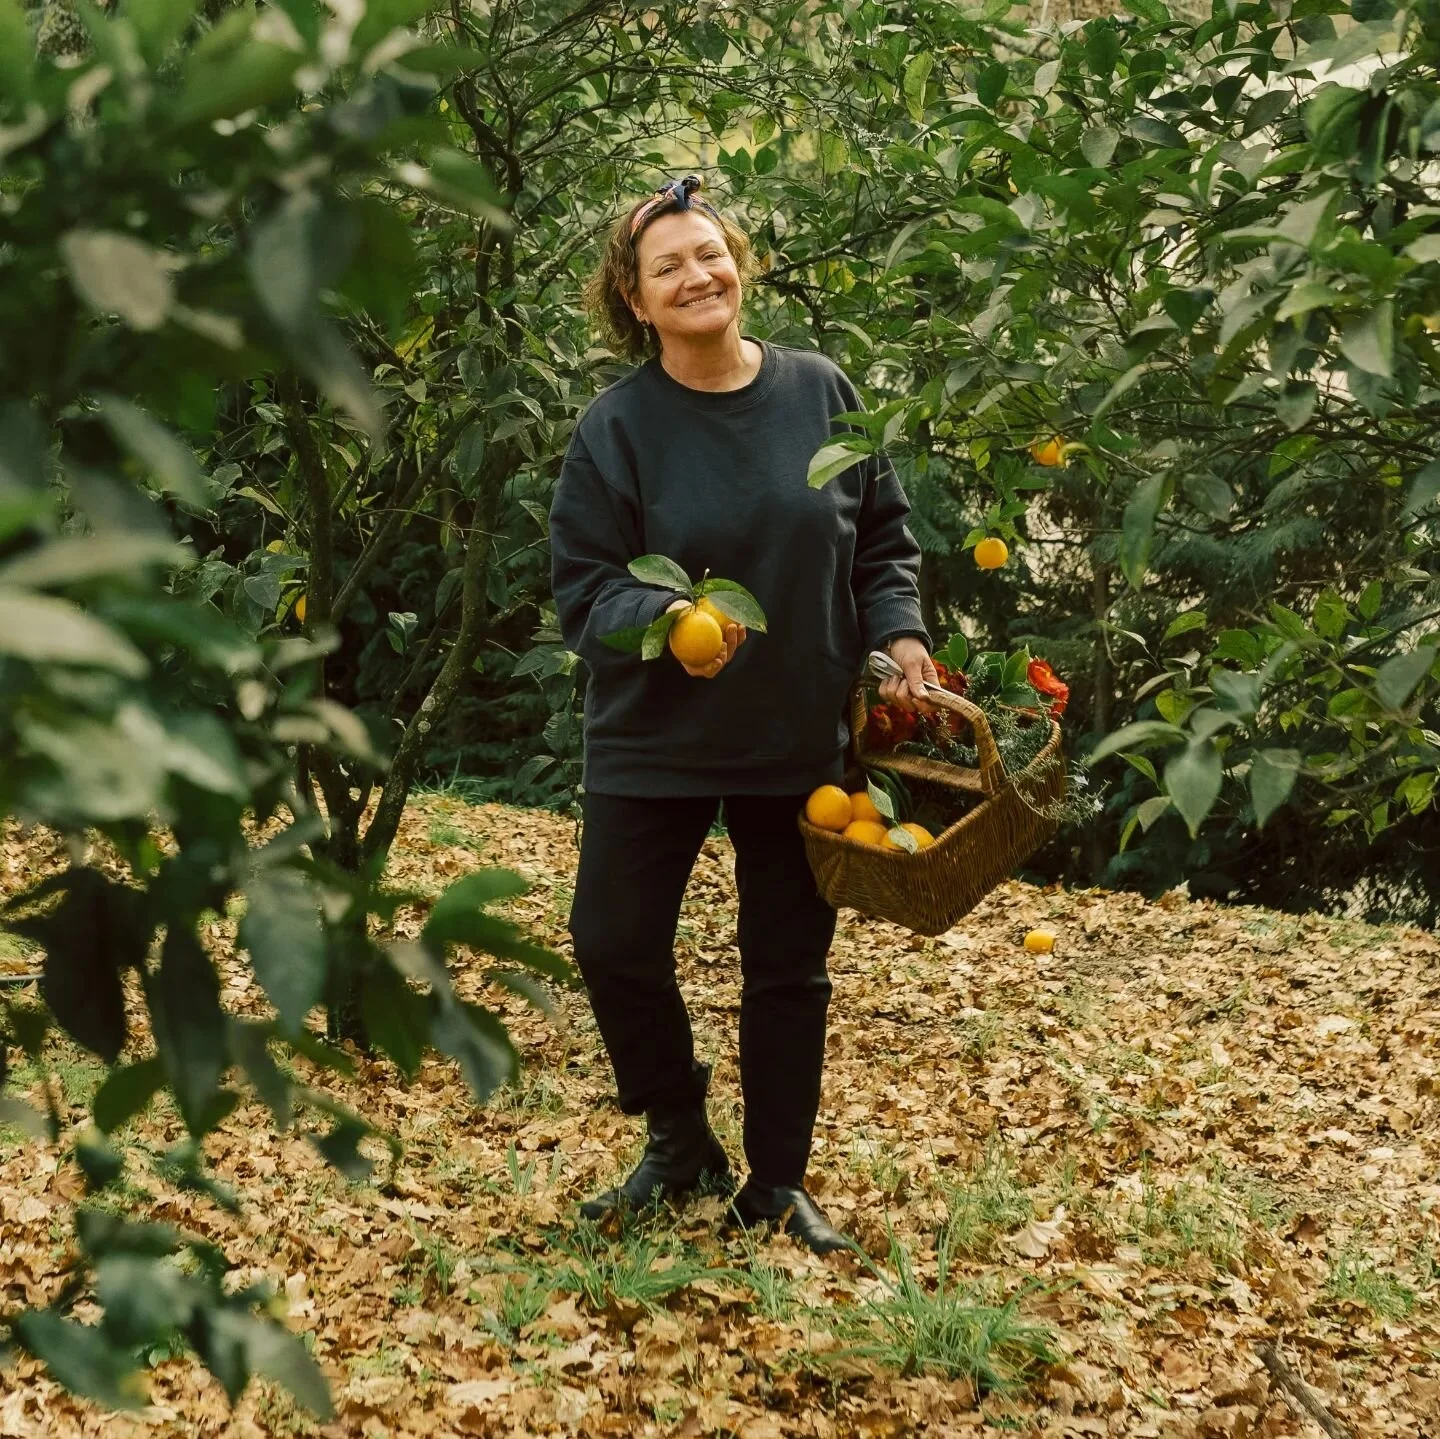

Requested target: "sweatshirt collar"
[{"left": 643, "top": 337, "right": 778, "bottom": 412}]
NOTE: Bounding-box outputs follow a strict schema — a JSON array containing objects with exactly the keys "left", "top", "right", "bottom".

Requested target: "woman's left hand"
[{"left": 877, "top": 636, "right": 939, "bottom": 714}]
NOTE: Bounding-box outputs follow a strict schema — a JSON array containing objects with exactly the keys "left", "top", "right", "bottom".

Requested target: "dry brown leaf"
[
  {"left": 445, "top": 1377, "right": 515, "bottom": 1407},
  {"left": 1004, "top": 1205, "right": 1067, "bottom": 1258}
]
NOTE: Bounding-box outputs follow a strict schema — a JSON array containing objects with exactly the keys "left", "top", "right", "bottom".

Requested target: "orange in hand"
[
  {"left": 667, "top": 606, "right": 725, "bottom": 667},
  {"left": 696, "top": 595, "right": 734, "bottom": 630}
]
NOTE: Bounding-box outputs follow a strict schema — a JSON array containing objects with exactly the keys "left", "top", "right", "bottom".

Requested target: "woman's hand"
[
  {"left": 667, "top": 599, "right": 746, "bottom": 678},
  {"left": 878, "top": 636, "right": 939, "bottom": 714}
]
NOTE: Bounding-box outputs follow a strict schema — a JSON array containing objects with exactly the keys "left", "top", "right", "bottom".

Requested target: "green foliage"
[
  {"left": 17, "top": 1210, "right": 331, "bottom": 1415},
  {"left": 656, "top": 0, "right": 1440, "bottom": 918},
  {"left": 10, "top": 0, "right": 1434, "bottom": 1399},
  {"left": 0, "top": 1, "right": 571, "bottom": 1413}
]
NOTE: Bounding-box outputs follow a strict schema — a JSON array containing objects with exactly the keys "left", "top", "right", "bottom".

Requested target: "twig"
[{"left": 1258, "top": 1340, "right": 1353, "bottom": 1439}]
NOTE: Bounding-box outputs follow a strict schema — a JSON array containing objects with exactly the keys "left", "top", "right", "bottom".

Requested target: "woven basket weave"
[{"left": 799, "top": 684, "right": 1065, "bottom": 935}]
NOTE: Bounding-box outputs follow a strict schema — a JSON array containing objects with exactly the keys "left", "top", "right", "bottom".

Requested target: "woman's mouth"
[{"left": 679, "top": 293, "right": 724, "bottom": 309}]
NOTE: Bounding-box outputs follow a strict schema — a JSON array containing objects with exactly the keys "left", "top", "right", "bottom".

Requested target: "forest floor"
[{"left": 1, "top": 793, "right": 1438, "bottom": 1438}]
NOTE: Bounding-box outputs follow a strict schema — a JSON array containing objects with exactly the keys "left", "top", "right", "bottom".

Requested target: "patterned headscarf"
[{"left": 628, "top": 174, "right": 723, "bottom": 242}]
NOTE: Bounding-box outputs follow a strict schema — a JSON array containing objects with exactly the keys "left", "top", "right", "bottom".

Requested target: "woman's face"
[{"left": 629, "top": 210, "right": 742, "bottom": 349}]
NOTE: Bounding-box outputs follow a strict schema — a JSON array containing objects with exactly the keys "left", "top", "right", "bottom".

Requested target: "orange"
[
  {"left": 696, "top": 595, "right": 733, "bottom": 630},
  {"left": 882, "top": 822, "right": 935, "bottom": 852},
  {"left": 849, "top": 790, "right": 884, "bottom": 824},
  {"left": 1023, "top": 928, "right": 1056, "bottom": 954},
  {"left": 841, "top": 819, "right": 888, "bottom": 846},
  {"left": 668, "top": 606, "right": 724, "bottom": 667},
  {"left": 294, "top": 593, "right": 307, "bottom": 624},
  {"left": 974, "top": 537, "right": 1009, "bottom": 570},
  {"left": 1029, "top": 436, "right": 1065, "bottom": 467},
  {"left": 804, "top": 785, "right": 852, "bottom": 832}
]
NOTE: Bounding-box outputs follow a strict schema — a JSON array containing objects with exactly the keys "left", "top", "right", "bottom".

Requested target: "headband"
[{"left": 628, "top": 174, "right": 723, "bottom": 241}]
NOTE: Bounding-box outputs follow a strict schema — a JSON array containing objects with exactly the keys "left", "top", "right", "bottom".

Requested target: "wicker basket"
[{"left": 799, "top": 684, "right": 1065, "bottom": 935}]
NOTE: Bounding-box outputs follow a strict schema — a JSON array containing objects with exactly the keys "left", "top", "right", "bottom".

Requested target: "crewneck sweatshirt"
[{"left": 548, "top": 338, "right": 929, "bottom": 797}]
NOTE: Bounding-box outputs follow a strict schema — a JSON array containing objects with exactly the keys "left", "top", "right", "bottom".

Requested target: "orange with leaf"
[
  {"left": 601, "top": 555, "right": 767, "bottom": 667},
  {"left": 802, "top": 777, "right": 929, "bottom": 855}
]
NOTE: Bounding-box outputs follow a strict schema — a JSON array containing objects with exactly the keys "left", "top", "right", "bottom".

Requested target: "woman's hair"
[{"left": 583, "top": 180, "right": 759, "bottom": 362}]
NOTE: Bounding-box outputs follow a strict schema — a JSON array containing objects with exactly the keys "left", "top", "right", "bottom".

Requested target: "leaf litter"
[{"left": 1, "top": 796, "right": 1438, "bottom": 1437}]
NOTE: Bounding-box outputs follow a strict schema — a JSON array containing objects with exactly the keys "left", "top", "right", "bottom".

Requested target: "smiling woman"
[
  {"left": 583, "top": 174, "right": 761, "bottom": 376},
  {"left": 550, "top": 174, "right": 938, "bottom": 1257}
]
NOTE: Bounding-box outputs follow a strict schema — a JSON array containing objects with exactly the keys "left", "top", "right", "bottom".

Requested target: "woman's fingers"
[
  {"left": 880, "top": 671, "right": 937, "bottom": 715},
  {"left": 879, "top": 675, "right": 909, "bottom": 710}
]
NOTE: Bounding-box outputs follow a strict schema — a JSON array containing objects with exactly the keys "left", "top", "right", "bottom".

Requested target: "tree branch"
[
  {"left": 278, "top": 375, "right": 334, "bottom": 626},
  {"left": 1257, "top": 1340, "right": 1353, "bottom": 1439},
  {"left": 331, "top": 427, "right": 463, "bottom": 626},
  {"left": 361, "top": 457, "right": 508, "bottom": 865}
]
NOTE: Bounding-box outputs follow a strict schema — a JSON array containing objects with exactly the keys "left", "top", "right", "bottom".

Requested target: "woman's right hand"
[{"left": 667, "top": 599, "right": 746, "bottom": 679}]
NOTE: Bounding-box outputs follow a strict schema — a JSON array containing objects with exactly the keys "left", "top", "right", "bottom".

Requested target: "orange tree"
[
  {"left": 195, "top": 1, "right": 897, "bottom": 1042},
  {"left": 671, "top": 0, "right": 1439, "bottom": 919},
  {"left": 0, "top": 2, "right": 569, "bottom": 1413}
]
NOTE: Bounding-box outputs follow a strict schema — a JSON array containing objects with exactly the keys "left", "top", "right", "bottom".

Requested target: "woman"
[{"left": 549, "top": 175, "right": 937, "bottom": 1254}]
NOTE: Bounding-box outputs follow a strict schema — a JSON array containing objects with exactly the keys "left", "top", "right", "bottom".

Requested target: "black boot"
[
  {"left": 580, "top": 1104, "right": 732, "bottom": 1221},
  {"left": 728, "top": 1179, "right": 853, "bottom": 1255}
]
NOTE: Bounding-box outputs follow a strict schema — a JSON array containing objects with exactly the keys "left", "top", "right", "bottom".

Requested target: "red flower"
[
  {"left": 931, "top": 659, "right": 969, "bottom": 697},
  {"left": 1027, "top": 658, "right": 1070, "bottom": 719},
  {"left": 867, "top": 704, "right": 895, "bottom": 751}
]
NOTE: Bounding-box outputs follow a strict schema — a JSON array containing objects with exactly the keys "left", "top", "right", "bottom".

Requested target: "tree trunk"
[{"left": 360, "top": 453, "right": 511, "bottom": 868}]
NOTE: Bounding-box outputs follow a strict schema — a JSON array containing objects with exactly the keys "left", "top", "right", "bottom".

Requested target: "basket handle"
[{"left": 864, "top": 650, "right": 1007, "bottom": 796}]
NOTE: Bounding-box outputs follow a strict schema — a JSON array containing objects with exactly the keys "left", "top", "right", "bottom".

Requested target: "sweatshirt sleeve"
[
  {"left": 549, "top": 427, "right": 679, "bottom": 667},
  {"left": 851, "top": 450, "right": 931, "bottom": 655}
]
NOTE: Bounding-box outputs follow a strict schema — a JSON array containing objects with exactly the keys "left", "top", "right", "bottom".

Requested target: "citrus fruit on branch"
[
  {"left": 1029, "top": 436, "right": 1065, "bottom": 467},
  {"left": 599, "top": 554, "right": 767, "bottom": 663},
  {"left": 973, "top": 536, "right": 1008, "bottom": 570},
  {"left": 1028, "top": 436, "right": 1088, "bottom": 466}
]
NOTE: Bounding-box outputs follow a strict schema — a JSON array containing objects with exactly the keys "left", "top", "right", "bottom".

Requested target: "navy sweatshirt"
[{"left": 548, "top": 339, "right": 929, "bottom": 796}]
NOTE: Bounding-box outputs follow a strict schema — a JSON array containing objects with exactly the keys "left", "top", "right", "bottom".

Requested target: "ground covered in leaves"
[{"left": 2, "top": 794, "right": 1438, "bottom": 1438}]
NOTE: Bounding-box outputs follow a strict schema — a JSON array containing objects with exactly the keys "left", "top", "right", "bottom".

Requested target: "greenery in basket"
[{"left": 864, "top": 634, "right": 1101, "bottom": 830}]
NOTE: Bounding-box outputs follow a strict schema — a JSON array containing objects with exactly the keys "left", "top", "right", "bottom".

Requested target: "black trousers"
[{"left": 568, "top": 791, "right": 837, "bottom": 1188}]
